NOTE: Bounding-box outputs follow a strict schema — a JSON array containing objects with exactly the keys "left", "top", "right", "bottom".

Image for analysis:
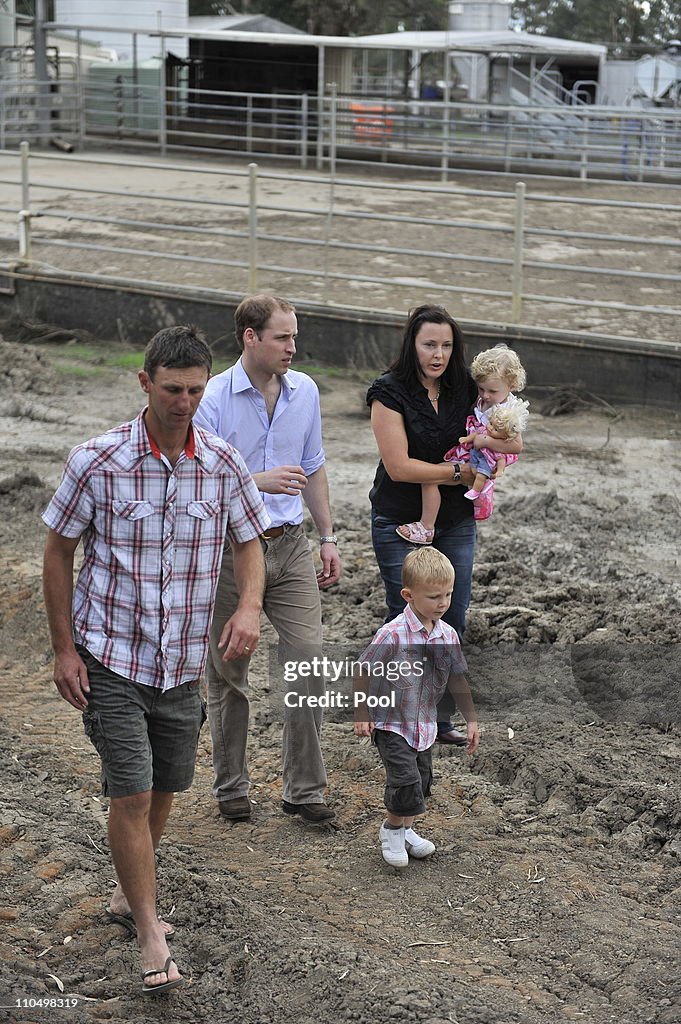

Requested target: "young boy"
[{"left": 354, "top": 548, "right": 480, "bottom": 868}]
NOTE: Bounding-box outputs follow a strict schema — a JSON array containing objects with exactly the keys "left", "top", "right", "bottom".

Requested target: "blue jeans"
[{"left": 371, "top": 511, "right": 476, "bottom": 639}]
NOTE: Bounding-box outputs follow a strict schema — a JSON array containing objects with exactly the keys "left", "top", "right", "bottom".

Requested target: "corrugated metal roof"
[
  {"left": 187, "top": 15, "right": 304, "bottom": 36},
  {"left": 355, "top": 29, "right": 606, "bottom": 59},
  {"left": 48, "top": 22, "right": 606, "bottom": 59}
]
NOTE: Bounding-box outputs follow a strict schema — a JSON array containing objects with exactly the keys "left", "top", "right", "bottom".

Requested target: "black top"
[{"left": 367, "top": 370, "right": 478, "bottom": 527}]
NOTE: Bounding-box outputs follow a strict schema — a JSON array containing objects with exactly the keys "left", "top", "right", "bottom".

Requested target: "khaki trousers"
[{"left": 207, "top": 525, "right": 328, "bottom": 806}]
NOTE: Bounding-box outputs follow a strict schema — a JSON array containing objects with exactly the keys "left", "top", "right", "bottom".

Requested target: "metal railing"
[
  {"left": 324, "top": 93, "right": 681, "bottom": 184},
  {"left": 0, "top": 143, "right": 679, "bottom": 342},
  {"left": 0, "top": 78, "right": 80, "bottom": 149},
  {"left": 1, "top": 78, "right": 681, "bottom": 183}
]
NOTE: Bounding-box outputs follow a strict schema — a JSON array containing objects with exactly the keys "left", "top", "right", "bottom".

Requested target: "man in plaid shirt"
[{"left": 42, "top": 326, "right": 270, "bottom": 995}]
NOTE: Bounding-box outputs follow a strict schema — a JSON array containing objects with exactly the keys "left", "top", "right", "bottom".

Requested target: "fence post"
[
  {"left": 301, "top": 93, "right": 308, "bottom": 169},
  {"left": 511, "top": 180, "right": 525, "bottom": 324},
  {"left": 18, "top": 140, "right": 31, "bottom": 261},
  {"left": 329, "top": 82, "right": 337, "bottom": 176},
  {"left": 316, "top": 46, "right": 326, "bottom": 171},
  {"left": 158, "top": 29, "right": 167, "bottom": 155},
  {"left": 246, "top": 93, "right": 253, "bottom": 156},
  {"left": 321, "top": 85, "right": 337, "bottom": 304},
  {"left": 440, "top": 90, "right": 450, "bottom": 183},
  {"left": 20, "top": 139, "right": 30, "bottom": 212},
  {"left": 248, "top": 162, "right": 258, "bottom": 293},
  {"left": 579, "top": 114, "right": 589, "bottom": 181},
  {"left": 76, "top": 30, "right": 86, "bottom": 146},
  {"left": 18, "top": 210, "right": 31, "bottom": 261}
]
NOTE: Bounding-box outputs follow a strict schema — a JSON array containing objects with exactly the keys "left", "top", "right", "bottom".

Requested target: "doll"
[{"left": 454, "top": 393, "right": 529, "bottom": 519}]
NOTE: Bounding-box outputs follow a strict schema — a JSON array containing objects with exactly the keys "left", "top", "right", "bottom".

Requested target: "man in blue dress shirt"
[{"left": 194, "top": 295, "right": 341, "bottom": 824}]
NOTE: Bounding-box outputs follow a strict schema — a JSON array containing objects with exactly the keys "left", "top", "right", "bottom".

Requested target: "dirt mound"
[{"left": 0, "top": 335, "right": 57, "bottom": 397}]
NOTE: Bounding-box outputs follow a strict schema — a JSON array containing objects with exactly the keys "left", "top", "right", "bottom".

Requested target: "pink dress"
[
  {"left": 442, "top": 400, "right": 519, "bottom": 522},
  {"left": 443, "top": 406, "right": 518, "bottom": 473}
]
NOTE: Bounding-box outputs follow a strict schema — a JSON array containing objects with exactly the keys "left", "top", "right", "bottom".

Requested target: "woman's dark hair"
[{"left": 390, "top": 304, "right": 467, "bottom": 390}]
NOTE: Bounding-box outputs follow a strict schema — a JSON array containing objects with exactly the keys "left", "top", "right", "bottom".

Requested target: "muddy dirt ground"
[
  {"left": 0, "top": 149, "right": 679, "bottom": 343},
  {"left": 0, "top": 331, "right": 680, "bottom": 1024}
]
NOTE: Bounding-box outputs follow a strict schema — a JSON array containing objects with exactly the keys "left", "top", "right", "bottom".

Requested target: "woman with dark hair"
[{"left": 367, "top": 305, "right": 513, "bottom": 742}]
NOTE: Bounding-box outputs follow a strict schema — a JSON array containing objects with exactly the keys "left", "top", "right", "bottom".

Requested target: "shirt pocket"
[
  {"left": 186, "top": 499, "right": 221, "bottom": 520},
  {"left": 112, "top": 500, "right": 155, "bottom": 521},
  {"left": 110, "top": 499, "right": 157, "bottom": 555},
  {"left": 178, "top": 497, "right": 224, "bottom": 544}
]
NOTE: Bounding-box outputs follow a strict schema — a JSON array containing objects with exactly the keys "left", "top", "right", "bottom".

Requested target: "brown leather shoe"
[
  {"left": 282, "top": 800, "right": 335, "bottom": 824},
  {"left": 218, "top": 796, "right": 251, "bottom": 821}
]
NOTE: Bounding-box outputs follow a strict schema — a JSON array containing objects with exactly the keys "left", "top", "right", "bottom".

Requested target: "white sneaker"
[
  {"left": 379, "top": 823, "right": 408, "bottom": 868},
  {"left": 405, "top": 827, "right": 436, "bottom": 858}
]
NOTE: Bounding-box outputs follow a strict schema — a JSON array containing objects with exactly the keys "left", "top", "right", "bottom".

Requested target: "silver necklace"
[{"left": 428, "top": 384, "right": 440, "bottom": 404}]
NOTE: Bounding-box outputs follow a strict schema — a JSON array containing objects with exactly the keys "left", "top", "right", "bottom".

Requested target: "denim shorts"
[
  {"left": 79, "top": 647, "right": 206, "bottom": 798},
  {"left": 374, "top": 729, "right": 434, "bottom": 816}
]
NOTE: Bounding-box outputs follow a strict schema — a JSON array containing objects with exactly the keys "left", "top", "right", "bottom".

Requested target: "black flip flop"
[
  {"left": 106, "top": 910, "right": 176, "bottom": 940},
  {"left": 141, "top": 956, "right": 184, "bottom": 996}
]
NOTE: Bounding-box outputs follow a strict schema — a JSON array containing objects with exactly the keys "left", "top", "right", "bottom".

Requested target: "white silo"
[
  {"left": 54, "top": 1, "right": 188, "bottom": 61},
  {"left": 448, "top": 1, "right": 511, "bottom": 32},
  {"left": 0, "top": 0, "right": 16, "bottom": 49}
]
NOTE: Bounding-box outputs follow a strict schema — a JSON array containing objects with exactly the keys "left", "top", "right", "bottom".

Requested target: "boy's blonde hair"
[
  {"left": 402, "top": 547, "right": 455, "bottom": 590},
  {"left": 471, "top": 345, "right": 526, "bottom": 392}
]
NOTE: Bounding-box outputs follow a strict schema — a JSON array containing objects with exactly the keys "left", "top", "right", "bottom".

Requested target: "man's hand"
[
  {"left": 466, "top": 720, "right": 481, "bottom": 756},
  {"left": 218, "top": 607, "right": 260, "bottom": 661},
  {"left": 53, "top": 649, "right": 90, "bottom": 711},
  {"left": 254, "top": 465, "right": 308, "bottom": 495},
  {"left": 222, "top": 536, "right": 265, "bottom": 660},
  {"left": 317, "top": 542, "right": 341, "bottom": 589},
  {"left": 353, "top": 720, "right": 374, "bottom": 738}
]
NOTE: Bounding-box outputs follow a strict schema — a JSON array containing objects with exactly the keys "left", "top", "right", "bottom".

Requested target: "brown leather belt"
[{"left": 260, "top": 525, "right": 286, "bottom": 540}]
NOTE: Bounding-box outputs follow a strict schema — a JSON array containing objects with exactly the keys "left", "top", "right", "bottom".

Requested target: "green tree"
[
  {"left": 188, "top": 0, "right": 448, "bottom": 35},
  {"left": 512, "top": 0, "right": 681, "bottom": 50}
]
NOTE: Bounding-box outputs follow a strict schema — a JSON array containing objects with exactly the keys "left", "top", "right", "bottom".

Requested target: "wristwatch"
[
  {"left": 320, "top": 535, "right": 338, "bottom": 544},
  {"left": 451, "top": 463, "right": 462, "bottom": 483}
]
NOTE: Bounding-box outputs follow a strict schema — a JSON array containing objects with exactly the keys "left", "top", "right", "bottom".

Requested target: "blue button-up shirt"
[{"left": 194, "top": 358, "right": 326, "bottom": 528}]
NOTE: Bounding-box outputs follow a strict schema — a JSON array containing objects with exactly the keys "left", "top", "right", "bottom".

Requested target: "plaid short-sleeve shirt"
[
  {"left": 357, "top": 605, "right": 467, "bottom": 751},
  {"left": 42, "top": 411, "right": 271, "bottom": 691}
]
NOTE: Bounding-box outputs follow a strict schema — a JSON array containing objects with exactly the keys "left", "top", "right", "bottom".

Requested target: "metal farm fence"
[
  {"left": 0, "top": 143, "right": 679, "bottom": 342},
  {"left": 1, "top": 78, "right": 681, "bottom": 184}
]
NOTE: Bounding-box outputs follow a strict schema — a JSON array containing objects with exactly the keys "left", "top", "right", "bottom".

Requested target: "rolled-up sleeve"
[{"left": 299, "top": 382, "right": 325, "bottom": 477}]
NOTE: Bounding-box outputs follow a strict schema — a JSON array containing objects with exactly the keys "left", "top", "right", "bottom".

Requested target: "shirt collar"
[
  {"left": 134, "top": 410, "right": 198, "bottom": 462},
  {"left": 233, "top": 356, "right": 297, "bottom": 394},
  {"left": 403, "top": 603, "right": 446, "bottom": 639}
]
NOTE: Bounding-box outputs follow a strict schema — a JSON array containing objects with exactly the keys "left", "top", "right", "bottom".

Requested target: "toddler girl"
[{"left": 397, "top": 346, "right": 529, "bottom": 540}]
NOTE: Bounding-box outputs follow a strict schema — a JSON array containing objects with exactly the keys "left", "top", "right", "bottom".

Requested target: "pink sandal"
[{"left": 396, "top": 522, "right": 434, "bottom": 545}]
